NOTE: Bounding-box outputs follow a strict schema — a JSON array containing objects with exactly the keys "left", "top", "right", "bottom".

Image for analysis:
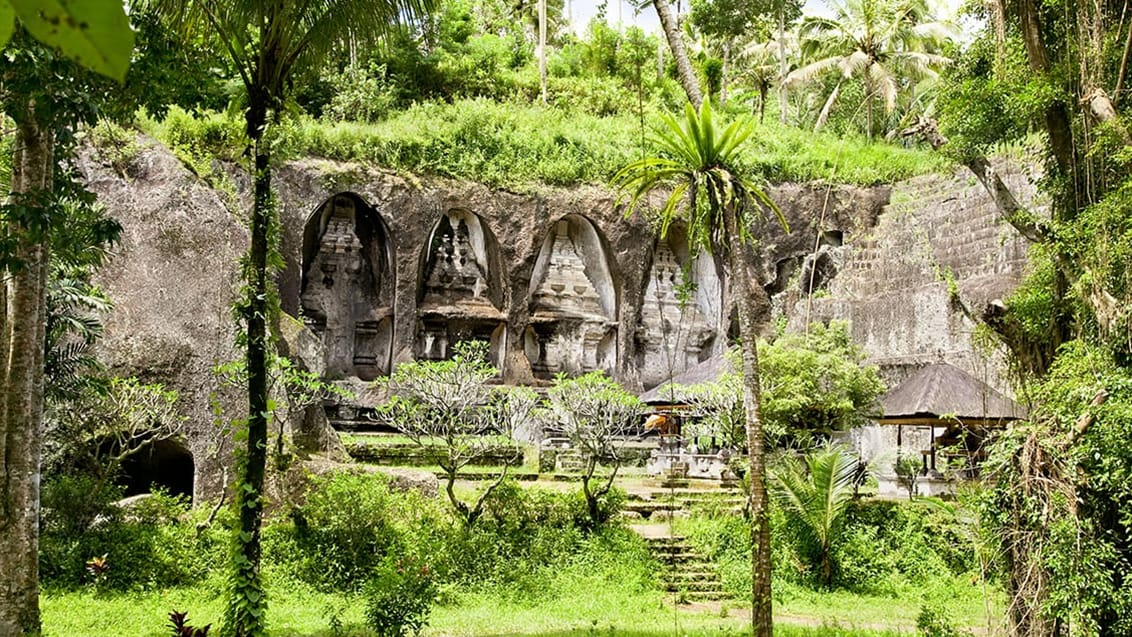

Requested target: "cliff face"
[
  {"left": 783, "top": 161, "right": 1037, "bottom": 389},
  {"left": 78, "top": 136, "right": 1034, "bottom": 500}
]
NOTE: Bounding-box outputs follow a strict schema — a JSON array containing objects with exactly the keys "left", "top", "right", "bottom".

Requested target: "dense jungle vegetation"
[{"left": 1, "top": 0, "right": 1131, "bottom": 636}]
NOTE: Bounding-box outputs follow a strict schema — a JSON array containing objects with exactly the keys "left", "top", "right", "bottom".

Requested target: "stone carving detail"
[
  {"left": 637, "top": 242, "right": 714, "bottom": 389},
  {"left": 422, "top": 214, "right": 488, "bottom": 304},
  {"left": 301, "top": 195, "right": 392, "bottom": 379},
  {"left": 526, "top": 218, "right": 617, "bottom": 378},
  {"left": 416, "top": 210, "right": 504, "bottom": 362}
]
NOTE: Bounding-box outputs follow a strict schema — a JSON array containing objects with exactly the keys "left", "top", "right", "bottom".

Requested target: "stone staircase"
[
  {"left": 643, "top": 534, "right": 728, "bottom": 602},
  {"left": 623, "top": 487, "right": 746, "bottom": 519}
]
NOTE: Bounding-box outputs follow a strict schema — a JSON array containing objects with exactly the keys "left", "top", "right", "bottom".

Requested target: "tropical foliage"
[
  {"left": 547, "top": 371, "right": 643, "bottom": 525},
  {"left": 771, "top": 444, "right": 861, "bottom": 588},
  {"left": 787, "top": 0, "right": 952, "bottom": 135},
  {"left": 376, "top": 341, "right": 540, "bottom": 527}
]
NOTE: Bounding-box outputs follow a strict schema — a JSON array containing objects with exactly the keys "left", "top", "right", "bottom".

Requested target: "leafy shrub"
[
  {"left": 830, "top": 524, "right": 900, "bottom": 594},
  {"left": 266, "top": 472, "right": 432, "bottom": 591},
  {"left": 39, "top": 478, "right": 222, "bottom": 590},
  {"left": 916, "top": 602, "right": 974, "bottom": 637},
  {"left": 364, "top": 554, "right": 438, "bottom": 637},
  {"left": 324, "top": 63, "right": 397, "bottom": 124}
]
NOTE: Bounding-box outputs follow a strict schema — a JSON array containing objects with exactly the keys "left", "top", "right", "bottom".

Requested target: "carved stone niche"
[
  {"left": 415, "top": 209, "right": 506, "bottom": 364},
  {"left": 300, "top": 193, "right": 395, "bottom": 380},
  {"left": 525, "top": 216, "right": 618, "bottom": 379},
  {"left": 636, "top": 227, "right": 722, "bottom": 390}
]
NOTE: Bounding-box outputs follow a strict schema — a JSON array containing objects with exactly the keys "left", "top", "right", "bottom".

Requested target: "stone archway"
[
  {"left": 525, "top": 215, "right": 618, "bottom": 379},
  {"left": 117, "top": 438, "right": 195, "bottom": 499},
  {"left": 300, "top": 193, "right": 395, "bottom": 379},
  {"left": 414, "top": 209, "right": 506, "bottom": 364}
]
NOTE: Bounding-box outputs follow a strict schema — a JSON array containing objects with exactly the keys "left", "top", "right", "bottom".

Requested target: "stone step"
[
  {"left": 665, "top": 570, "right": 719, "bottom": 581},
  {"left": 651, "top": 544, "right": 695, "bottom": 554},
  {"left": 674, "top": 590, "right": 730, "bottom": 602},
  {"left": 663, "top": 580, "right": 724, "bottom": 593}
]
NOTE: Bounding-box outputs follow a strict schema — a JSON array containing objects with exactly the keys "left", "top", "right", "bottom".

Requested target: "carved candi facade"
[{"left": 287, "top": 188, "right": 730, "bottom": 390}]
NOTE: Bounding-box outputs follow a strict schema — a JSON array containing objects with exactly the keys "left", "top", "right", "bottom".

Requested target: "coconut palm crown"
[
  {"left": 612, "top": 100, "right": 787, "bottom": 254},
  {"left": 786, "top": 0, "right": 953, "bottom": 135}
]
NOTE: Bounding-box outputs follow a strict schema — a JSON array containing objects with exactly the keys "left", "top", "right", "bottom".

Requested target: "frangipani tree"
[
  {"left": 376, "top": 341, "right": 540, "bottom": 528},
  {"left": 613, "top": 100, "right": 786, "bottom": 637},
  {"left": 548, "top": 371, "right": 644, "bottom": 525},
  {"left": 785, "top": 0, "right": 952, "bottom": 136}
]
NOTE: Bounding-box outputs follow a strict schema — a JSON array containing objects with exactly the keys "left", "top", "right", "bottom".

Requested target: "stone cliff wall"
[
  {"left": 79, "top": 135, "right": 1033, "bottom": 499},
  {"left": 784, "top": 161, "right": 1038, "bottom": 389}
]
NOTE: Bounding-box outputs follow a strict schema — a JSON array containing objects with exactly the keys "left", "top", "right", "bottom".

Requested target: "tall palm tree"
[
  {"left": 785, "top": 0, "right": 951, "bottom": 136},
  {"left": 156, "top": 2, "right": 435, "bottom": 635},
  {"left": 613, "top": 101, "right": 787, "bottom": 637},
  {"left": 652, "top": 0, "right": 703, "bottom": 108},
  {"left": 771, "top": 443, "right": 859, "bottom": 588}
]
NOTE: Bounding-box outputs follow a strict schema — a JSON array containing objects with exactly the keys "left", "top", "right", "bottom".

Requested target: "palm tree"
[
  {"left": 651, "top": 0, "right": 704, "bottom": 108},
  {"left": 738, "top": 35, "right": 791, "bottom": 122},
  {"left": 785, "top": 0, "right": 951, "bottom": 137},
  {"left": 155, "top": 2, "right": 435, "bottom": 634},
  {"left": 771, "top": 443, "right": 860, "bottom": 588},
  {"left": 613, "top": 101, "right": 787, "bottom": 637}
]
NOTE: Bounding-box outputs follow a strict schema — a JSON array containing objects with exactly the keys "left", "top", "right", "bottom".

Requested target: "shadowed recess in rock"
[{"left": 300, "top": 193, "right": 395, "bottom": 380}]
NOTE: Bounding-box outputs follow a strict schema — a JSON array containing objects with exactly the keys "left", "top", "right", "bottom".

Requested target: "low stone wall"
[{"left": 346, "top": 442, "right": 519, "bottom": 467}]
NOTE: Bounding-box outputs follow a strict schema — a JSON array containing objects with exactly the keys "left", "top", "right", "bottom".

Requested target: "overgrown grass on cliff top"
[{"left": 139, "top": 100, "right": 950, "bottom": 189}]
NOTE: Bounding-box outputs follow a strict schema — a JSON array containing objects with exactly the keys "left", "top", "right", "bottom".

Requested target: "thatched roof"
[
  {"left": 880, "top": 363, "right": 1026, "bottom": 423},
  {"left": 639, "top": 352, "right": 734, "bottom": 404}
]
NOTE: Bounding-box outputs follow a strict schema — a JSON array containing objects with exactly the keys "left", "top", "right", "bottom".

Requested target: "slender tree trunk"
[
  {"left": 720, "top": 41, "right": 730, "bottom": 105},
  {"left": 539, "top": 0, "right": 548, "bottom": 105},
  {"left": 721, "top": 203, "right": 773, "bottom": 637},
  {"left": 653, "top": 0, "right": 703, "bottom": 109},
  {"left": 226, "top": 97, "right": 271, "bottom": 637},
  {"left": 0, "top": 108, "right": 53, "bottom": 637},
  {"left": 778, "top": 3, "right": 788, "bottom": 124},
  {"left": 1016, "top": 0, "right": 1075, "bottom": 186}
]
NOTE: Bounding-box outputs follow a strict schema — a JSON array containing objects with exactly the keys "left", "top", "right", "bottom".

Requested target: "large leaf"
[
  {"left": 8, "top": 0, "right": 133, "bottom": 80},
  {"left": 0, "top": 3, "right": 13, "bottom": 49}
]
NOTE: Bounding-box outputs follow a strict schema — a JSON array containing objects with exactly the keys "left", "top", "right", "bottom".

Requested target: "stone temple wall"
[
  {"left": 79, "top": 136, "right": 1032, "bottom": 500},
  {"left": 782, "top": 160, "right": 1039, "bottom": 391},
  {"left": 269, "top": 158, "right": 887, "bottom": 393}
]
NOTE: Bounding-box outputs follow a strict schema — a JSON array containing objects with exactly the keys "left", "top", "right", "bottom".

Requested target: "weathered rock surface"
[
  {"left": 79, "top": 138, "right": 246, "bottom": 502},
  {"left": 783, "top": 160, "right": 1038, "bottom": 389},
  {"left": 79, "top": 135, "right": 1032, "bottom": 500}
]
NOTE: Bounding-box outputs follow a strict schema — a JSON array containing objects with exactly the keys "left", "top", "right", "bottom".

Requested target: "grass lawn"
[{"left": 41, "top": 576, "right": 971, "bottom": 637}]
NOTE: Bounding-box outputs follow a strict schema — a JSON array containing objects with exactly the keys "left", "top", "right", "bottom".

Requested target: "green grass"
[
  {"left": 137, "top": 100, "right": 950, "bottom": 191},
  {"left": 42, "top": 580, "right": 921, "bottom": 637}
]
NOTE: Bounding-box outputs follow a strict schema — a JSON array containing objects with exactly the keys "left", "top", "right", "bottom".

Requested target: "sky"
[{"left": 565, "top": 0, "right": 964, "bottom": 36}]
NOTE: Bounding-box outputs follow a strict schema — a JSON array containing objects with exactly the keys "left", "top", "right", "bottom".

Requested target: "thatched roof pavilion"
[
  {"left": 878, "top": 362, "right": 1026, "bottom": 426},
  {"left": 878, "top": 362, "right": 1026, "bottom": 475},
  {"left": 639, "top": 352, "right": 734, "bottom": 406}
]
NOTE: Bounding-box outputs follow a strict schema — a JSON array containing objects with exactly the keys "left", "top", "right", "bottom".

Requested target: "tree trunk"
[
  {"left": 653, "top": 0, "right": 703, "bottom": 109},
  {"left": 721, "top": 203, "right": 773, "bottom": 637},
  {"left": 0, "top": 107, "right": 53, "bottom": 637},
  {"left": 1016, "top": 0, "right": 1075, "bottom": 186},
  {"left": 539, "top": 0, "right": 548, "bottom": 105},
  {"left": 777, "top": 3, "right": 788, "bottom": 124},
  {"left": 720, "top": 41, "right": 730, "bottom": 105},
  {"left": 226, "top": 98, "right": 271, "bottom": 637}
]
